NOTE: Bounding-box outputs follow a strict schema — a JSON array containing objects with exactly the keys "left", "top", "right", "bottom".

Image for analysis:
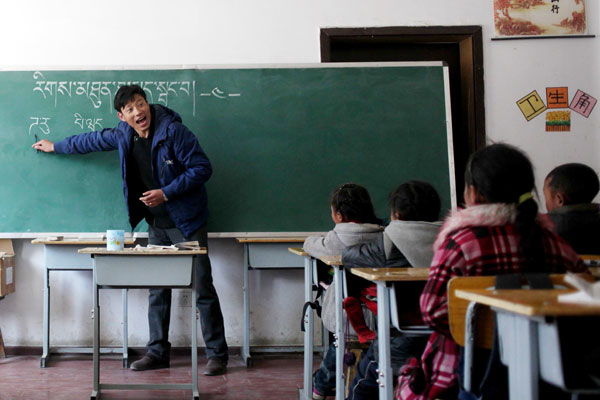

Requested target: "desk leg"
[
  {"left": 301, "top": 256, "right": 314, "bottom": 399},
  {"left": 122, "top": 288, "right": 128, "bottom": 368},
  {"left": 41, "top": 267, "right": 50, "bottom": 368},
  {"left": 334, "top": 265, "right": 345, "bottom": 400},
  {"left": 192, "top": 261, "right": 200, "bottom": 400},
  {"left": 497, "top": 311, "right": 539, "bottom": 400},
  {"left": 376, "top": 283, "right": 393, "bottom": 400},
  {"left": 242, "top": 243, "right": 252, "bottom": 367},
  {"left": 91, "top": 260, "right": 100, "bottom": 400}
]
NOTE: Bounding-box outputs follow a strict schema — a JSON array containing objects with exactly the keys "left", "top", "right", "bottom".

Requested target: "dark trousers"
[{"left": 147, "top": 224, "right": 228, "bottom": 361}]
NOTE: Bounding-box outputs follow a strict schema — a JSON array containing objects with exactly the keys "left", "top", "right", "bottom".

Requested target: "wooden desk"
[
  {"left": 236, "top": 237, "right": 307, "bottom": 367},
  {"left": 455, "top": 288, "right": 600, "bottom": 400},
  {"left": 288, "top": 247, "right": 329, "bottom": 400},
  {"left": 350, "top": 267, "right": 430, "bottom": 400},
  {"left": 32, "top": 238, "right": 135, "bottom": 368},
  {"left": 79, "top": 247, "right": 206, "bottom": 400}
]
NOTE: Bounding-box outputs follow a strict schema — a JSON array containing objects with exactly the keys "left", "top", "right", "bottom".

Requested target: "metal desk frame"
[
  {"left": 83, "top": 248, "right": 203, "bottom": 400},
  {"left": 288, "top": 249, "right": 329, "bottom": 400},
  {"left": 32, "top": 240, "right": 131, "bottom": 368},
  {"left": 238, "top": 238, "right": 307, "bottom": 367}
]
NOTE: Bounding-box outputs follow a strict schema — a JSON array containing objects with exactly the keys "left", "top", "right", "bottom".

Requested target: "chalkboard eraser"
[{"left": 46, "top": 236, "right": 64, "bottom": 241}]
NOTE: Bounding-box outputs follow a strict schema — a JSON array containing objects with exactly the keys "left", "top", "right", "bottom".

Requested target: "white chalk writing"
[
  {"left": 29, "top": 117, "right": 51, "bottom": 136},
  {"left": 74, "top": 113, "right": 103, "bottom": 131}
]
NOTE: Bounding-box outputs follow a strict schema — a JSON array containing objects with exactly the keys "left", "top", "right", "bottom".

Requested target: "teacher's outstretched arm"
[{"left": 32, "top": 139, "right": 55, "bottom": 153}]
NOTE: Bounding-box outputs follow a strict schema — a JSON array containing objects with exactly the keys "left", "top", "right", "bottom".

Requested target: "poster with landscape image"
[{"left": 494, "top": 0, "right": 586, "bottom": 38}]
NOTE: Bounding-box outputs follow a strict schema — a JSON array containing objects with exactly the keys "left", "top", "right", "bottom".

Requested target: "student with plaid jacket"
[{"left": 396, "top": 143, "right": 586, "bottom": 400}]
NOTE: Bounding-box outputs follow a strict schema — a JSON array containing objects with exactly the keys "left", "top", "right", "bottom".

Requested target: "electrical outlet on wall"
[{"left": 178, "top": 289, "right": 192, "bottom": 307}]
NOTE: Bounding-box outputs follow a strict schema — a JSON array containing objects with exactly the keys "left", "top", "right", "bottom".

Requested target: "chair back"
[{"left": 448, "top": 276, "right": 496, "bottom": 349}]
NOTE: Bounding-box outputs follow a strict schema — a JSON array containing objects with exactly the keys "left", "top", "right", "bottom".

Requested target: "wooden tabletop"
[
  {"left": 78, "top": 247, "right": 207, "bottom": 256},
  {"left": 32, "top": 238, "right": 136, "bottom": 245},
  {"left": 236, "top": 237, "right": 306, "bottom": 243},
  {"left": 351, "top": 267, "right": 430, "bottom": 282},
  {"left": 288, "top": 247, "right": 308, "bottom": 256},
  {"left": 455, "top": 288, "right": 600, "bottom": 317},
  {"left": 317, "top": 255, "right": 343, "bottom": 266}
]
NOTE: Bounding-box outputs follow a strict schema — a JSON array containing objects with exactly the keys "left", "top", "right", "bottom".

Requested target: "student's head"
[
  {"left": 543, "top": 163, "right": 599, "bottom": 211},
  {"left": 464, "top": 143, "right": 535, "bottom": 206},
  {"left": 464, "top": 143, "right": 544, "bottom": 271},
  {"left": 330, "top": 183, "right": 379, "bottom": 224},
  {"left": 388, "top": 181, "right": 441, "bottom": 222},
  {"left": 114, "top": 85, "right": 152, "bottom": 134}
]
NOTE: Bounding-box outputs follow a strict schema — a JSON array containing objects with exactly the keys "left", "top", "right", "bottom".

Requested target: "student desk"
[
  {"left": 351, "top": 267, "right": 430, "bottom": 400},
  {"left": 79, "top": 247, "right": 206, "bottom": 400},
  {"left": 455, "top": 288, "right": 600, "bottom": 400},
  {"left": 288, "top": 247, "right": 329, "bottom": 400},
  {"left": 236, "top": 237, "right": 306, "bottom": 367},
  {"left": 32, "top": 238, "right": 135, "bottom": 368}
]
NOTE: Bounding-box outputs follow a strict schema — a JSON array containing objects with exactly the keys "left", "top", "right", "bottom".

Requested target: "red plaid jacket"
[{"left": 396, "top": 204, "right": 585, "bottom": 400}]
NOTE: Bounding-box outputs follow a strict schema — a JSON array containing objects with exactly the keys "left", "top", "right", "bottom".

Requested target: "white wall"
[{"left": 1, "top": 0, "right": 598, "bottom": 348}]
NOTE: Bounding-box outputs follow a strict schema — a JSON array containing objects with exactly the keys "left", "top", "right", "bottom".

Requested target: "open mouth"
[{"left": 136, "top": 115, "right": 147, "bottom": 125}]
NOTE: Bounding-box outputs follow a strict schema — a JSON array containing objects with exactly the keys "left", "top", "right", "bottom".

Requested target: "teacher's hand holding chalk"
[{"left": 32, "top": 139, "right": 55, "bottom": 153}]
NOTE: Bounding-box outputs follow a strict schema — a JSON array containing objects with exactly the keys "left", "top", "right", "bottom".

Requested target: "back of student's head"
[
  {"left": 545, "top": 163, "right": 599, "bottom": 205},
  {"left": 330, "top": 183, "right": 379, "bottom": 224},
  {"left": 465, "top": 143, "right": 543, "bottom": 271},
  {"left": 388, "top": 181, "right": 441, "bottom": 222},
  {"left": 114, "top": 85, "right": 147, "bottom": 112}
]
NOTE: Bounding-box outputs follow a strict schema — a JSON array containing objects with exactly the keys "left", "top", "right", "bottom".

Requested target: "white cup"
[{"left": 106, "top": 230, "right": 125, "bottom": 251}]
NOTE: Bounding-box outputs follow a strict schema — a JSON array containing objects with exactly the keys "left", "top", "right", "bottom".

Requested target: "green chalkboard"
[{"left": 0, "top": 63, "right": 455, "bottom": 234}]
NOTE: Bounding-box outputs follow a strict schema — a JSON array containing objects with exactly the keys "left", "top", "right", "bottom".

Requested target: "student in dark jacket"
[
  {"left": 543, "top": 163, "right": 600, "bottom": 255},
  {"left": 32, "top": 85, "right": 228, "bottom": 376},
  {"left": 341, "top": 181, "right": 442, "bottom": 400}
]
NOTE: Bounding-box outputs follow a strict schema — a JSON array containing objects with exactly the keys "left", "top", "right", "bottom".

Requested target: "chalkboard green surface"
[{"left": 0, "top": 63, "right": 454, "bottom": 234}]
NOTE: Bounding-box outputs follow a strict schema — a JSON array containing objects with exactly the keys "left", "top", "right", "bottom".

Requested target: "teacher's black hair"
[{"left": 114, "top": 85, "right": 147, "bottom": 112}]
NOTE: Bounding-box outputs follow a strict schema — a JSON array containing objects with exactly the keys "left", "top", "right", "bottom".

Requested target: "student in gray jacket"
[
  {"left": 342, "top": 181, "right": 442, "bottom": 400},
  {"left": 303, "top": 183, "right": 383, "bottom": 400}
]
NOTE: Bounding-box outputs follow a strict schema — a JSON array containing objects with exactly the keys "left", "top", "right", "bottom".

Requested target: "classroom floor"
[{"left": 0, "top": 353, "right": 314, "bottom": 399}]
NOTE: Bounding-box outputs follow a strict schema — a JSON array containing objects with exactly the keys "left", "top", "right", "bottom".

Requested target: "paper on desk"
[
  {"left": 558, "top": 273, "right": 600, "bottom": 305},
  {"left": 133, "top": 244, "right": 179, "bottom": 251}
]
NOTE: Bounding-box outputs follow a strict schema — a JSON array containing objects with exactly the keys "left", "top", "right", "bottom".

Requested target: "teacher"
[{"left": 32, "top": 85, "right": 228, "bottom": 376}]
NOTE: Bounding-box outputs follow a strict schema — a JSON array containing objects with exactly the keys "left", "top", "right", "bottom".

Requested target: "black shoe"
[
  {"left": 203, "top": 357, "right": 227, "bottom": 376},
  {"left": 130, "top": 355, "right": 170, "bottom": 371}
]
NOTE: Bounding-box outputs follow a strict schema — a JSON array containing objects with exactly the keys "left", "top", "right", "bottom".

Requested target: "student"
[
  {"left": 543, "top": 163, "right": 600, "bottom": 255},
  {"left": 396, "top": 143, "right": 586, "bottom": 400},
  {"left": 303, "top": 183, "right": 383, "bottom": 400},
  {"left": 341, "top": 181, "right": 443, "bottom": 400},
  {"left": 32, "top": 85, "right": 228, "bottom": 376}
]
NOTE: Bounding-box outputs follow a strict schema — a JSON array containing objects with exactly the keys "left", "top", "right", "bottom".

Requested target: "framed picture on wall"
[{"left": 493, "top": 0, "right": 588, "bottom": 39}]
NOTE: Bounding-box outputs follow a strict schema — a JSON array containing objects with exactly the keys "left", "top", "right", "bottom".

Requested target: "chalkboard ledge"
[{"left": 0, "top": 232, "right": 327, "bottom": 240}]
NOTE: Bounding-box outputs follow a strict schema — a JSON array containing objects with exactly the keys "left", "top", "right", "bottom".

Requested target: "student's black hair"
[
  {"left": 545, "top": 163, "right": 599, "bottom": 205},
  {"left": 113, "top": 85, "right": 147, "bottom": 112},
  {"left": 388, "top": 181, "right": 441, "bottom": 222},
  {"left": 464, "top": 143, "right": 544, "bottom": 272},
  {"left": 330, "top": 183, "right": 380, "bottom": 224}
]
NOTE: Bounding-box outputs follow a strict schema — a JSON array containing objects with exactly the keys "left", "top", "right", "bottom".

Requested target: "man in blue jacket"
[{"left": 32, "top": 85, "right": 228, "bottom": 375}]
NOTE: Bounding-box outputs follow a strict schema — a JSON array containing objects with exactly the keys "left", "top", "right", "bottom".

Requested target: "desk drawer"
[
  {"left": 94, "top": 255, "right": 193, "bottom": 287},
  {"left": 247, "top": 243, "right": 305, "bottom": 269}
]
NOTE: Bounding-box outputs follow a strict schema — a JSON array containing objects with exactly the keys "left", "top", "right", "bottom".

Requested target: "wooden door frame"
[{"left": 320, "top": 26, "right": 486, "bottom": 201}]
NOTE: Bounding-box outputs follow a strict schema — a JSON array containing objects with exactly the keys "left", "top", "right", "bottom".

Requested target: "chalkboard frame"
[{"left": 0, "top": 62, "right": 455, "bottom": 238}]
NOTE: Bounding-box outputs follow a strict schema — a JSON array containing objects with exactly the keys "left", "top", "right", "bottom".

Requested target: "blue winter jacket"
[{"left": 54, "top": 105, "right": 212, "bottom": 237}]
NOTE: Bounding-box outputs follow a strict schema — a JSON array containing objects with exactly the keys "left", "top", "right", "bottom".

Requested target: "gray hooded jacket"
[{"left": 342, "top": 220, "right": 442, "bottom": 268}]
